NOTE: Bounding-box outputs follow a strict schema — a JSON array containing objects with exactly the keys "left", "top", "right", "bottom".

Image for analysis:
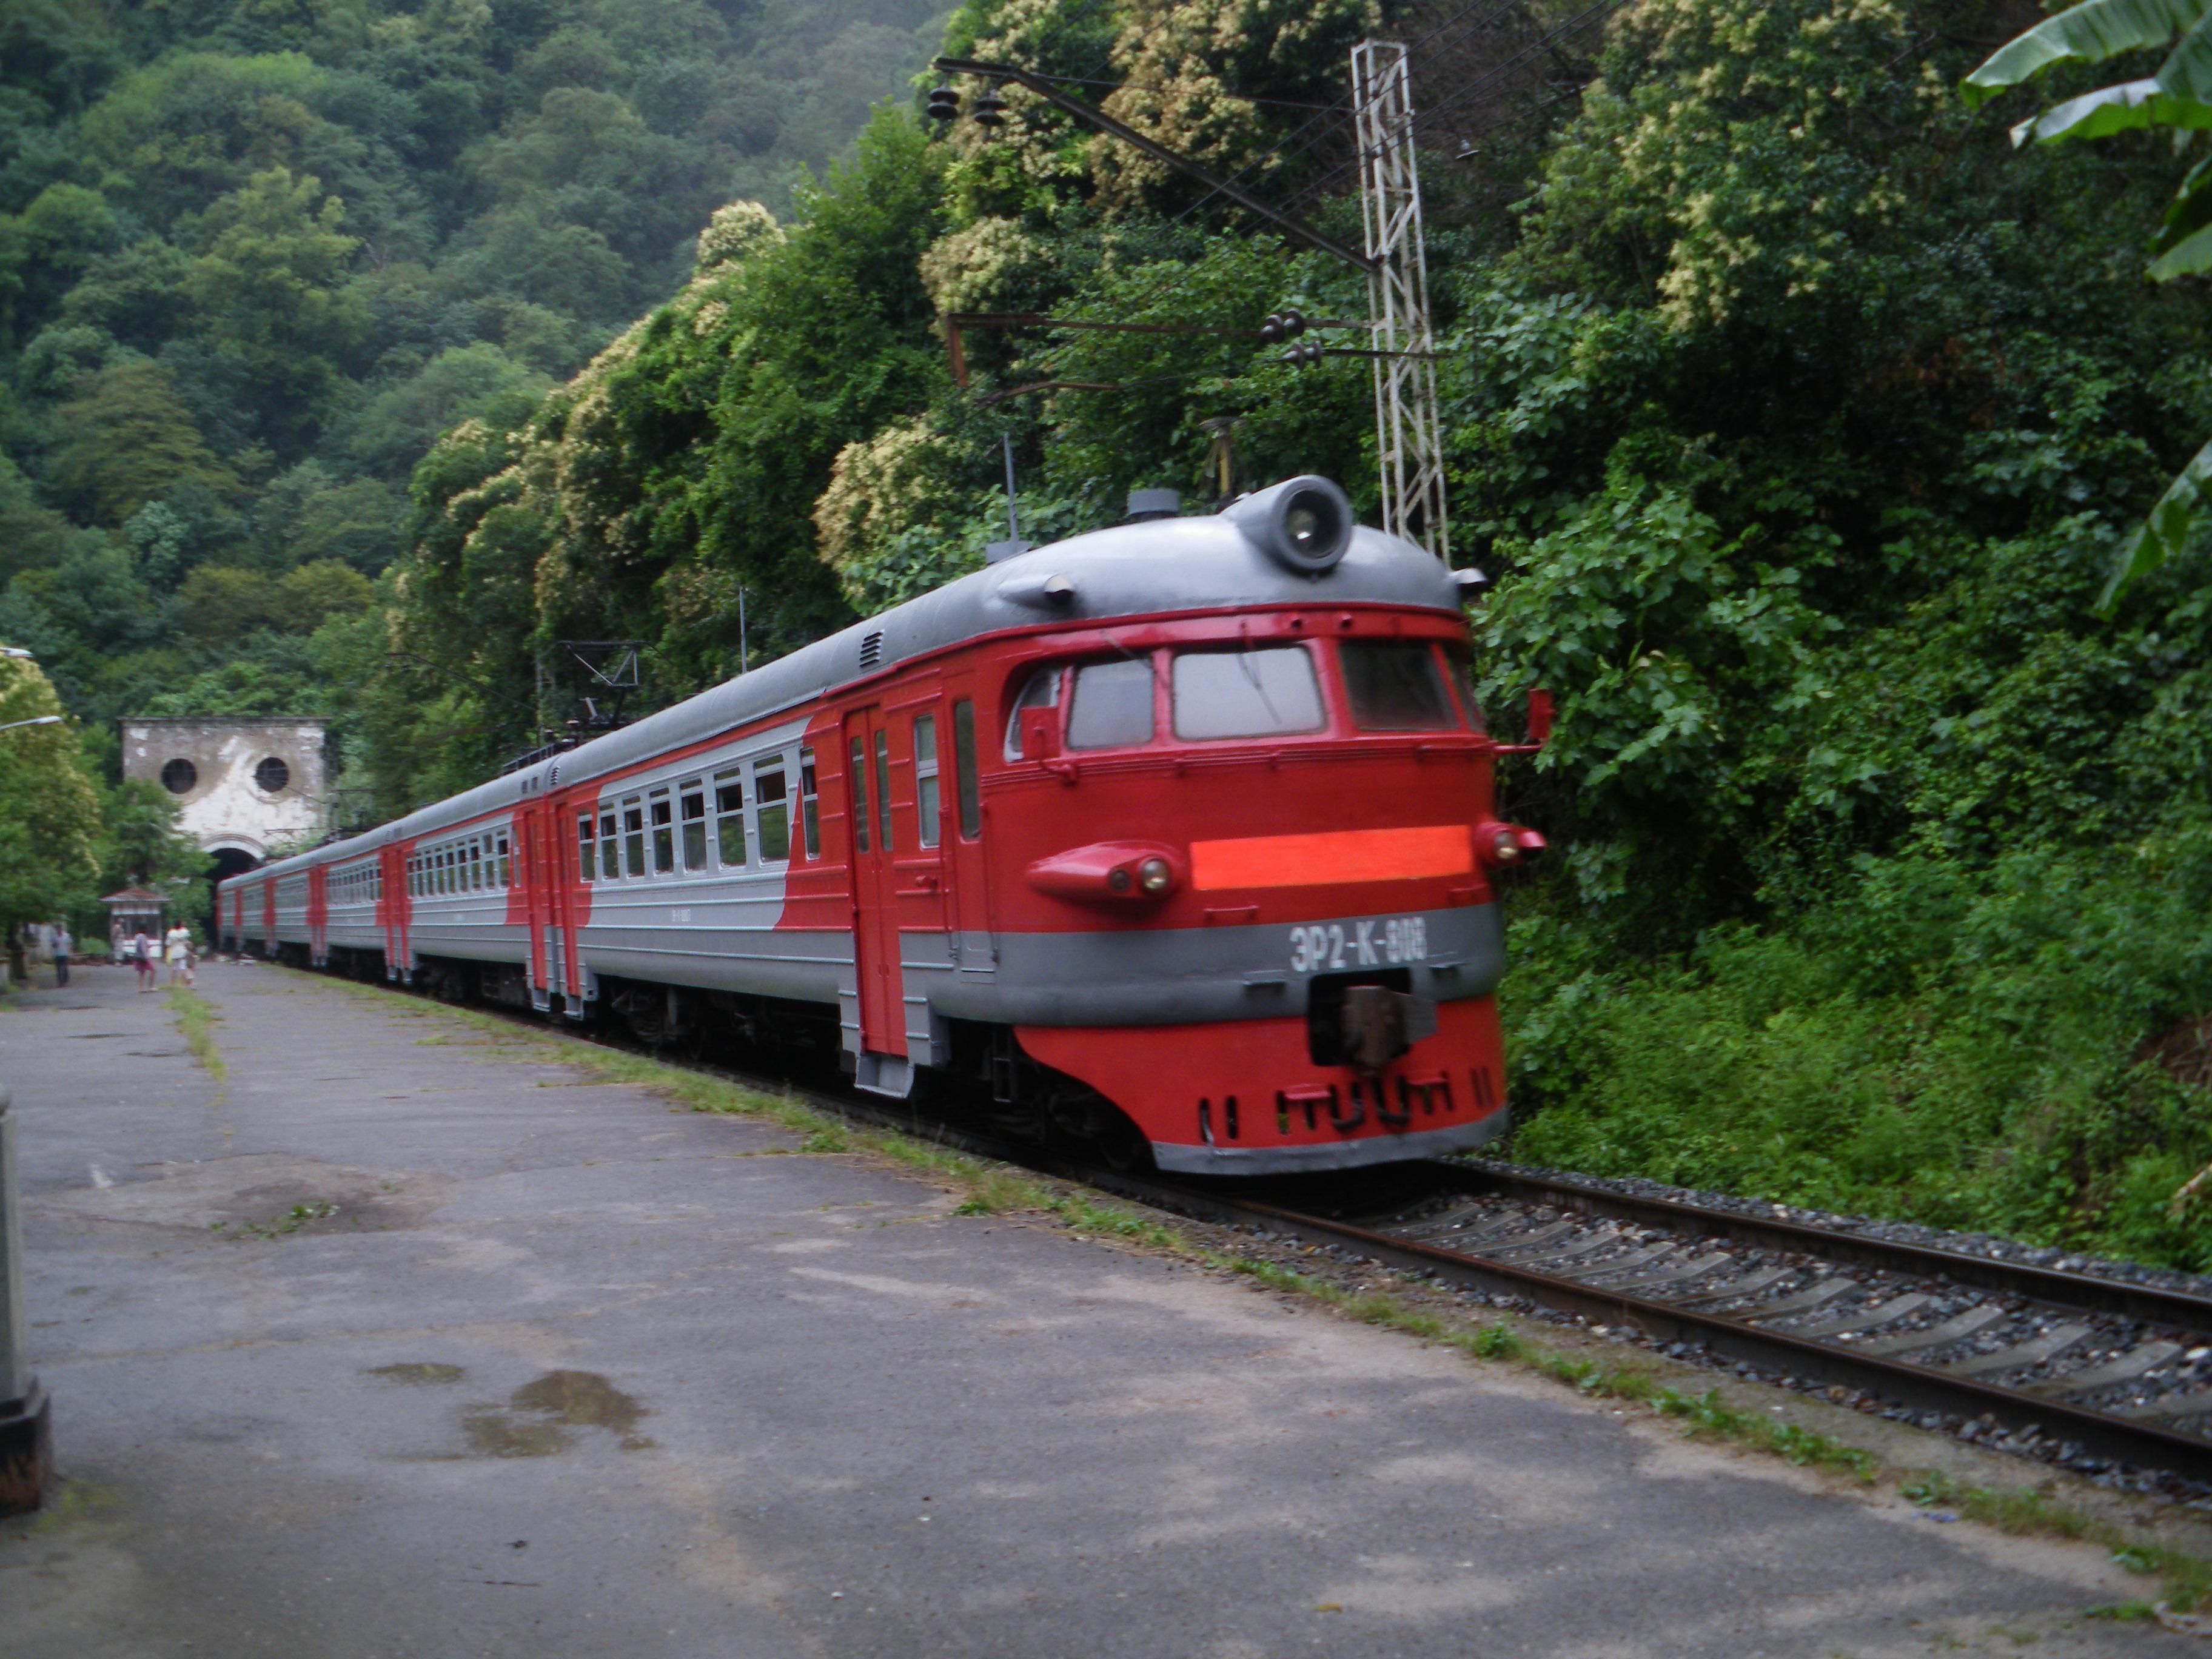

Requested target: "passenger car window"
[
  {"left": 577, "top": 814, "right": 594, "bottom": 883},
  {"left": 650, "top": 791, "right": 674, "bottom": 874},
  {"left": 1171, "top": 646, "right": 1326, "bottom": 740},
  {"left": 870, "top": 732, "right": 891, "bottom": 853},
  {"left": 756, "top": 760, "right": 791, "bottom": 861},
  {"left": 622, "top": 799, "right": 646, "bottom": 877},
  {"left": 847, "top": 737, "right": 869, "bottom": 853},
  {"left": 913, "top": 716, "right": 940, "bottom": 848},
  {"left": 953, "top": 701, "right": 980, "bottom": 840},
  {"left": 680, "top": 782, "right": 707, "bottom": 871},
  {"left": 714, "top": 771, "right": 746, "bottom": 866},
  {"left": 1341, "top": 641, "right": 1458, "bottom": 731},
  {"left": 599, "top": 811, "right": 618, "bottom": 880},
  {"left": 1004, "top": 666, "right": 1061, "bottom": 759},
  {"left": 1067, "top": 659, "right": 1156, "bottom": 750},
  {"left": 799, "top": 749, "right": 820, "bottom": 858}
]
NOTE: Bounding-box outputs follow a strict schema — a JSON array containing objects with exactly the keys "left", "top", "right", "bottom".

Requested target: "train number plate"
[{"left": 1289, "top": 916, "right": 1427, "bottom": 973}]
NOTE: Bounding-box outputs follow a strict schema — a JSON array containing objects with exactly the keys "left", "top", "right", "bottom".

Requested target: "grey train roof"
[{"left": 241, "top": 505, "right": 1458, "bottom": 885}]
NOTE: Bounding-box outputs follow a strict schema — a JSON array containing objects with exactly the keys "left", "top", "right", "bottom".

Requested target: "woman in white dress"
[{"left": 164, "top": 923, "right": 192, "bottom": 987}]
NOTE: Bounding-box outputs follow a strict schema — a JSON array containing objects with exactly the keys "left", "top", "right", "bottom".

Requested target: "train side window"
[
  {"left": 469, "top": 838, "right": 484, "bottom": 890},
  {"left": 622, "top": 797, "right": 646, "bottom": 877},
  {"left": 913, "top": 716, "right": 940, "bottom": 848},
  {"left": 598, "top": 811, "right": 618, "bottom": 879},
  {"left": 1341, "top": 640, "right": 1457, "bottom": 731},
  {"left": 650, "top": 789, "right": 674, "bottom": 874},
  {"left": 1170, "top": 646, "right": 1326, "bottom": 740},
  {"left": 714, "top": 769, "right": 747, "bottom": 866},
  {"left": 848, "top": 737, "right": 870, "bottom": 853},
  {"left": 1443, "top": 643, "right": 1487, "bottom": 734},
  {"left": 1004, "top": 666, "right": 1061, "bottom": 759},
  {"left": 953, "top": 700, "right": 980, "bottom": 840},
  {"left": 871, "top": 731, "right": 892, "bottom": 853},
  {"left": 680, "top": 780, "right": 708, "bottom": 871},
  {"left": 799, "top": 748, "right": 820, "bottom": 858},
  {"left": 756, "top": 760, "right": 790, "bottom": 862},
  {"left": 495, "top": 832, "right": 511, "bottom": 887},
  {"left": 1067, "top": 659, "right": 1156, "bottom": 750},
  {"left": 577, "top": 814, "right": 594, "bottom": 883}
]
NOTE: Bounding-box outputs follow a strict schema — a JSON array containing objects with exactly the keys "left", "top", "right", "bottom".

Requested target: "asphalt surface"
[{"left": 0, "top": 961, "right": 2190, "bottom": 1657}]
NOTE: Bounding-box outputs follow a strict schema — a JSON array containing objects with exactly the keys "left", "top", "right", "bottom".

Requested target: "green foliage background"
[{"left": 9, "top": 0, "right": 2212, "bottom": 1262}]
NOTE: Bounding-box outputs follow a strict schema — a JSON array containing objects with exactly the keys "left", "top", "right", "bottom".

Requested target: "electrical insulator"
[
  {"left": 1279, "top": 307, "right": 1307, "bottom": 339},
  {"left": 1260, "top": 312, "right": 1284, "bottom": 342},
  {"left": 925, "top": 85, "right": 959, "bottom": 124},
  {"left": 1281, "top": 342, "right": 1326, "bottom": 367},
  {"left": 973, "top": 85, "right": 1008, "bottom": 129}
]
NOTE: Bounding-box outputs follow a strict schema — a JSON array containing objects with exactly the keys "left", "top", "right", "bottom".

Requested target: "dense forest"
[{"left": 5, "top": 0, "right": 2212, "bottom": 1265}]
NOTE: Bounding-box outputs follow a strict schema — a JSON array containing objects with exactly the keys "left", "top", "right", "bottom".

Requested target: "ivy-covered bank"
[{"left": 107, "top": 0, "right": 2212, "bottom": 1261}]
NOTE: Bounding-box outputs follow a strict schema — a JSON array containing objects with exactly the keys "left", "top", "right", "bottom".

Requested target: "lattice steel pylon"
[{"left": 1351, "top": 40, "right": 1448, "bottom": 564}]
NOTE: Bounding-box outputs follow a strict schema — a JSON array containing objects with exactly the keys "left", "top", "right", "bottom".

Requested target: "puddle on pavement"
[
  {"left": 452, "top": 1370, "right": 655, "bottom": 1458},
  {"left": 367, "top": 1361, "right": 465, "bottom": 1386}
]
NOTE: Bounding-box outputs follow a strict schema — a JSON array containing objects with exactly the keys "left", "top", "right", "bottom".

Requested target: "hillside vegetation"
[{"left": 7, "top": 0, "right": 2212, "bottom": 1264}]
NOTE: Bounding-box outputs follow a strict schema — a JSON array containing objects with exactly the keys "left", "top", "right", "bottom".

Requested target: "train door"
[
  {"left": 538, "top": 804, "right": 572, "bottom": 1008},
  {"left": 521, "top": 805, "right": 552, "bottom": 1010},
  {"left": 380, "top": 842, "right": 411, "bottom": 979},
  {"left": 842, "top": 705, "right": 906, "bottom": 1062},
  {"left": 307, "top": 865, "right": 329, "bottom": 965}
]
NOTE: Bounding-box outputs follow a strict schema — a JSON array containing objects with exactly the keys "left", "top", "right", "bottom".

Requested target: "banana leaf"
[
  {"left": 1965, "top": 0, "right": 2210, "bottom": 106},
  {"left": 2099, "top": 437, "right": 2212, "bottom": 614},
  {"left": 2008, "top": 76, "right": 2212, "bottom": 142}
]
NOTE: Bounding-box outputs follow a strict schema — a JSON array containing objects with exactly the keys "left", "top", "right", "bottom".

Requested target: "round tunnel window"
[
  {"left": 255, "top": 756, "right": 290, "bottom": 794},
  {"left": 160, "top": 758, "right": 197, "bottom": 794}
]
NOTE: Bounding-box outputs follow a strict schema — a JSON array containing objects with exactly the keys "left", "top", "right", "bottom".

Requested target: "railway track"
[{"left": 279, "top": 961, "right": 2212, "bottom": 1489}]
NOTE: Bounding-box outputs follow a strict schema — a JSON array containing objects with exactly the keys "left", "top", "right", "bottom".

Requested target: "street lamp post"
[{"left": 0, "top": 717, "right": 61, "bottom": 735}]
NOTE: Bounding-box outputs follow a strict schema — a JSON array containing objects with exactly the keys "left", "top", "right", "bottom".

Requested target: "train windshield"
[
  {"left": 1341, "top": 642, "right": 1458, "bottom": 731},
  {"left": 1171, "top": 645, "right": 1325, "bottom": 740},
  {"left": 1066, "top": 659, "right": 1155, "bottom": 750}
]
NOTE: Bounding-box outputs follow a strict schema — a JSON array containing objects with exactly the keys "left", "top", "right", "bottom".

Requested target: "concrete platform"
[{"left": 0, "top": 962, "right": 2187, "bottom": 1657}]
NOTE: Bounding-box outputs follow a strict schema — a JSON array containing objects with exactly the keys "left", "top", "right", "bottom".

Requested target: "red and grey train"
[{"left": 218, "top": 476, "right": 1543, "bottom": 1174}]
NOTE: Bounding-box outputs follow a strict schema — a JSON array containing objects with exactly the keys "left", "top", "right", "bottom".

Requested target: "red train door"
[
  {"left": 380, "top": 842, "right": 411, "bottom": 977},
  {"left": 521, "top": 806, "right": 549, "bottom": 1004},
  {"left": 843, "top": 706, "right": 905, "bottom": 1059},
  {"left": 307, "top": 865, "right": 328, "bottom": 964}
]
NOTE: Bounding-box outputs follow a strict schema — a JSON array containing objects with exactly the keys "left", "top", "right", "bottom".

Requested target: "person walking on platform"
[
  {"left": 50, "top": 921, "right": 69, "bottom": 988},
  {"left": 182, "top": 932, "right": 198, "bottom": 987},
  {"left": 164, "top": 923, "right": 192, "bottom": 987},
  {"left": 131, "top": 930, "right": 155, "bottom": 992}
]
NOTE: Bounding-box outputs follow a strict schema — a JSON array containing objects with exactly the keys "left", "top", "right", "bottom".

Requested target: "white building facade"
[{"left": 119, "top": 718, "right": 330, "bottom": 863}]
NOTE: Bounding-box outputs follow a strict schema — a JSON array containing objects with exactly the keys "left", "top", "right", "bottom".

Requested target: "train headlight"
[
  {"left": 1475, "top": 821, "right": 1548, "bottom": 870},
  {"left": 1222, "top": 475, "right": 1353, "bottom": 575},
  {"left": 1027, "top": 842, "right": 1184, "bottom": 908}
]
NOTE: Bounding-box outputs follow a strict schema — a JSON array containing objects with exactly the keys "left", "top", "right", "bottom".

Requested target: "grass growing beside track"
[
  {"left": 269, "top": 965, "right": 2212, "bottom": 1612},
  {"left": 164, "top": 987, "right": 225, "bottom": 1083}
]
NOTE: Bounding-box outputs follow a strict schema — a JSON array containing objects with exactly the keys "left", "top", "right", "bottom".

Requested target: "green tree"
[
  {"left": 183, "top": 166, "right": 367, "bottom": 448},
  {"left": 177, "top": 564, "right": 276, "bottom": 643},
  {"left": 270, "top": 557, "right": 372, "bottom": 632},
  {"left": 47, "top": 360, "right": 240, "bottom": 524},
  {"left": 0, "top": 655, "right": 100, "bottom": 978}
]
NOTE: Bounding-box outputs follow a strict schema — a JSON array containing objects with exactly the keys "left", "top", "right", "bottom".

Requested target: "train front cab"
[{"left": 837, "top": 599, "right": 1527, "bottom": 1175}]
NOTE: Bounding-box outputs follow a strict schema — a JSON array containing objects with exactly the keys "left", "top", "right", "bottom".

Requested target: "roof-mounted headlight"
[{"left": 1222, "top": 475, "right": 1353, "bottom": 575}]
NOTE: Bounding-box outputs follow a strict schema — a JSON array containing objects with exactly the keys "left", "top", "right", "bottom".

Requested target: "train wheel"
[{"left": 1091, "top": 1106, "right": 1153, "bottom": 1175}]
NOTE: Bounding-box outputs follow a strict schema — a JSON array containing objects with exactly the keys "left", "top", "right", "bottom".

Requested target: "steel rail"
[
  {"left": 1151, "top": 1189, "right": 2212, "bottom": 1486},
  {"left": 1436, "top": 1162, "right": 2212, "bottom": 1336}
]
